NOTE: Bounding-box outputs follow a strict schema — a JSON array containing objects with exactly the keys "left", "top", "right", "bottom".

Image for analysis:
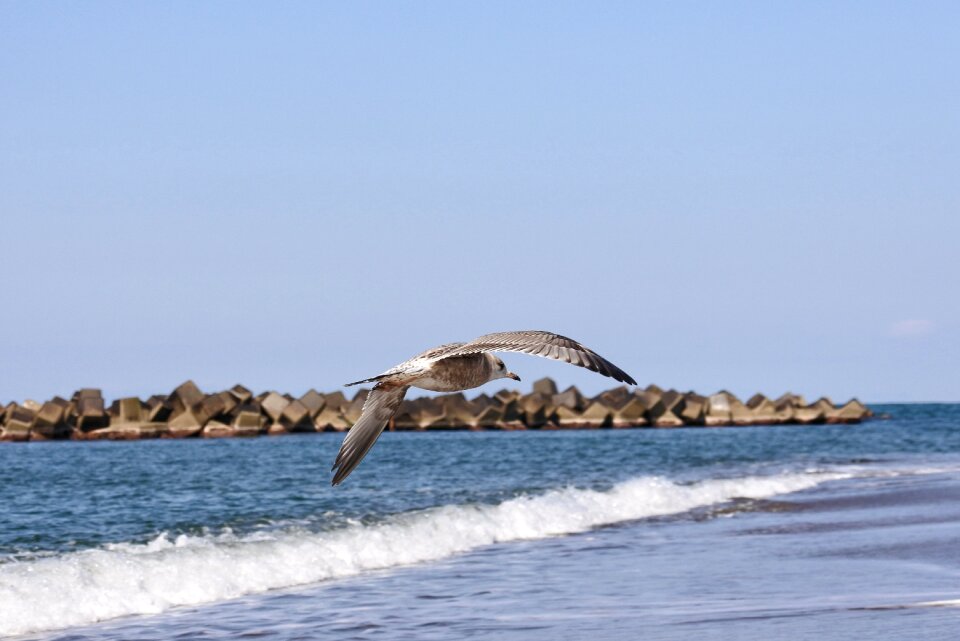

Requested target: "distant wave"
[{"left": 0, "top": 470, "right": 849, "bottom": 637}]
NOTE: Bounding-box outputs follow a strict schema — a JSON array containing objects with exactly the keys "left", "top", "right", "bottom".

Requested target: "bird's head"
[{"left": 488, "top": 355, "right": 521, "bottom": 382}]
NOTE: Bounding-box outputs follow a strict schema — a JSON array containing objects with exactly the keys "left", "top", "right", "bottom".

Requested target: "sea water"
[{"left": 1, "top": 404, "right": 958, "bottom": 640}]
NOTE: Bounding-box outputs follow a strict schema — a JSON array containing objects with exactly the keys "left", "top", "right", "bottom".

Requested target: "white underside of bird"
[{"left": 331, "top": 330, "right": 636, "bottom": 485}]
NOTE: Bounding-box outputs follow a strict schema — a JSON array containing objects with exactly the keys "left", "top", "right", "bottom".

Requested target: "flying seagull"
[{"left": 331, "top": 330, "right": 636, "bottom": 485}]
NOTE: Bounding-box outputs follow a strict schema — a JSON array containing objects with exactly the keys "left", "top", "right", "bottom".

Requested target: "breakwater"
[{"left": 0, "top": 378, "right": 872, "bottom": 442}]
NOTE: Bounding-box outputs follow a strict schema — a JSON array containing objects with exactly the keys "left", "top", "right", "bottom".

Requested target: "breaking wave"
[{"left": 0, "top": 470, "right": 847, "bottom": 636}]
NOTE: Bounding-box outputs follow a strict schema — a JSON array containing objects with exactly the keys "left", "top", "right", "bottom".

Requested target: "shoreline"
[{"left": 1, "top": 404, "right": 952, "bottom": 641}]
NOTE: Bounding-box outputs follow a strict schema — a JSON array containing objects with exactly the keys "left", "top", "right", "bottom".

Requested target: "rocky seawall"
[{"left": 0, "top": 378, "right": 872, "bottom": 442}]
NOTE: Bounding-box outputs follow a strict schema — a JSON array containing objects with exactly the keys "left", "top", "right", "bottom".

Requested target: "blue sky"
[{"left": 1, "top": 2, "right": 957, "bottom": 404}]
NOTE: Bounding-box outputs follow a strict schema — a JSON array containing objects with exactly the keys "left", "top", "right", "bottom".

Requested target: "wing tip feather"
[{"left": 329, "top": 385, "right": 408, "bottom": 486}]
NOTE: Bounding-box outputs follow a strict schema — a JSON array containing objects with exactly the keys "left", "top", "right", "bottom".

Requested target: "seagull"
[{"left": 331, "top": 330, "right": 636, "bottom": 485}]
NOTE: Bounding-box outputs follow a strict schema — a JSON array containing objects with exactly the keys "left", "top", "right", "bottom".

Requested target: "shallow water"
[{"left": 1, "top": 404, "right": 958, "bottom": 639}]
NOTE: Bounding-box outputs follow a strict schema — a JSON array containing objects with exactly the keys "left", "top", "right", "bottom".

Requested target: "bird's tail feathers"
[{"left": 344, "top": 373, "right": 392, "bottom": 387}]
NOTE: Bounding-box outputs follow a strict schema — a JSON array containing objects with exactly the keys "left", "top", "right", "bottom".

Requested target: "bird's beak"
[{"left": 507, "top": 372, "right": 521, "bottom": 382}]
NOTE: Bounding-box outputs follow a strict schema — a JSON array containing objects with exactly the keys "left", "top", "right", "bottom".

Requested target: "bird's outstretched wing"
[
  {"left": 439, "top": 330, "right": 637, "bottom": 385},
  {"left": 331, "top": 385, "right": 409, "bottom": 485}
]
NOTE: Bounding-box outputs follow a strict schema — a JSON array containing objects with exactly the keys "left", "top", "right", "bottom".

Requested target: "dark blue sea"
[{"left": 1, "top": 404, "right": 959, "bottom": 640}]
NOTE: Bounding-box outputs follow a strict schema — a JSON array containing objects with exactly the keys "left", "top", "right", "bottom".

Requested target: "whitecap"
[{"left": 0, "top": 470, "right": 848, "bottom": 637}]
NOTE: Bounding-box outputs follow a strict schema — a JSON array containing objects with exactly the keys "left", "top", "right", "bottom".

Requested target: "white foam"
[
  {"left": 910, "top": 599, "right": 960, "bottom": 608},
  {"left": 0, "top": 471, "right": 846, "bottom": 636}
]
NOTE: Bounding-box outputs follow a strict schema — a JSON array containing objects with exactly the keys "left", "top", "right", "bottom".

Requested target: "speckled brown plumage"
[{"left": 332, "top": 330, "right": 635, "bottom": 485}]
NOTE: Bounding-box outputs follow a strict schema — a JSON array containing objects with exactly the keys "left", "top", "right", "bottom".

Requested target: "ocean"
[{"left": 1, "top": 404, "right": 958, "bottom": 640}]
